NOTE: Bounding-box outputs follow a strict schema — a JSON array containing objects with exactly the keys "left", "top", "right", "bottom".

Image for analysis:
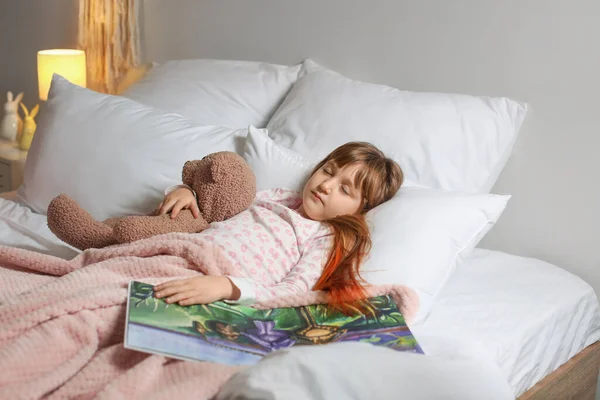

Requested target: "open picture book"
[{"left": 124, "top": 281, "right": 424, "bottom": 365}]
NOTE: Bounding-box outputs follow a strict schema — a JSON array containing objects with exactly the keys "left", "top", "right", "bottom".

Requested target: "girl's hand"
[
  {"left": 158, "top": 187, "right": 200, "bottom": 219},
  {"left": 153, "top": 276, "right": 239, "bottom": 306}
]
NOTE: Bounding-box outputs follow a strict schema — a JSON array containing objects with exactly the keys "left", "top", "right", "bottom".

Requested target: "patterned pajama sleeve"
[{"left": 226, "top": 235, "right": 332, "bottom": 305}]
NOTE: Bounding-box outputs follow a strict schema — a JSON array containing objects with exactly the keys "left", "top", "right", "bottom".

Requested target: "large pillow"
[
  {"left": 362, "top": 186, "right": 508, "bottom": 321},
  {"left": 242, "top": 129, "right": 510, "bottom": 321},
  {"left": 267, "top": 59, "right": 528, "bottom": 193},
  {"left": 18, "top": 75, "right": 247, "bottom": 221},
  {"left": 123, "top": 59, "right": 301, "bottom": 129}
]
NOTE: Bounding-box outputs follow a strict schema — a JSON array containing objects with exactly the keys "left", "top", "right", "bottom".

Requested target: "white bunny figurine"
[{"left": 0, "top": 91, "right": 24, "bottom": 142}]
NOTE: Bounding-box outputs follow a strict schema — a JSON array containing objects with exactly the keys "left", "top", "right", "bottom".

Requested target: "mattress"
[
  {"left": 411, "top": 248, "right": 600, "bottom": 397},
  {"left": 0, "top": 193, "right": 598, "bottom": 396}
]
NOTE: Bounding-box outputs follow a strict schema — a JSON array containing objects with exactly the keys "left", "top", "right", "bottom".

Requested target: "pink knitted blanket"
[{"left": 0, "top": 232, "right": 418, "bottom": 399}]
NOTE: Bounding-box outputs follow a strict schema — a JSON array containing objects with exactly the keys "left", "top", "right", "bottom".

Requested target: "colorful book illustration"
[{"left": 124, "top": 281, "right": 424, "bottom": 365}]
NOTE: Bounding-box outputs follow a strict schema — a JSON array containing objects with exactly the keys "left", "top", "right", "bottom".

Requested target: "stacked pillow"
[
  {"left": 122, "top": 59, "right": 301, "bottom": 129},
  {"left": 19, "top": 58, "right": 527, "bottom": 322},
  {"left": 243, "top": 125, "right": 510, "bottom": 321},
  {"left": 267, "top": 59, "right": 528, "bottom": 194},
  {"left": 19, "top": 76, "right": 247, "bottom": 221},
  {"left": 19, "top": 60, "right": 302, "bottom": 220},
  {"left": 243, "top": 59, "right": 526, "bottom": 319}
]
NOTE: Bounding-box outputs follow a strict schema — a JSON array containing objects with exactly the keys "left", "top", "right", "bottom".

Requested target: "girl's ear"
[
  {"left": 19, "top": 102, "right": 29, "bottom": 116},
  {"left": 30, "top": 104, "right": 39, "bottom": 119}
]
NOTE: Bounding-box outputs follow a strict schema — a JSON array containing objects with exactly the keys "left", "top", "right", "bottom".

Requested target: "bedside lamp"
[{"left": 37, "top": 49, "right": 87, "bottom": 101}]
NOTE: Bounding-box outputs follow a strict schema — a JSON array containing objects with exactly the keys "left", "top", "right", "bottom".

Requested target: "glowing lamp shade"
[{"left": 37, "top": 49, "right": 87, "bottom": 101}]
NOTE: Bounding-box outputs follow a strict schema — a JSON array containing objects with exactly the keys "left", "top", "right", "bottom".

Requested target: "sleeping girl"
[{"left": 154, "top": 142, "right": 403, "bottom": 308}]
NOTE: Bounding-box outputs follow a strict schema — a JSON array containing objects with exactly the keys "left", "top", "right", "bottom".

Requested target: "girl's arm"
[
  {"left": 154, "top": 236, "right": 331, "bottom": 307},
  {"left": 225, "top": 236, "right": 332, "bottom": 305}
]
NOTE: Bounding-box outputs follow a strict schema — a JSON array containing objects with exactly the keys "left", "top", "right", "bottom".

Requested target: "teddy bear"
[{"left": 47, "top": 151, "right": 256, "bottom": 251}]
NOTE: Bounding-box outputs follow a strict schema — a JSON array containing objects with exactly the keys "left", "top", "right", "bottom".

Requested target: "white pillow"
[
  {"left": 363, "top": 186, "right": 508, "bottom": 321},
  {"left": 123, "top": 59, "right": 301, "bottom": 129},
  {"left": 18, "top": 75, "right": 247, "bottom": 221},
  {"left": 267, "top": 59, "right": 528, "bottom": 193},
  {"left": 243, "top": 125, "right": 313, "bottom": 192},
  {"left": 242, "top": 131, "right": 510, "bottom": 321}
]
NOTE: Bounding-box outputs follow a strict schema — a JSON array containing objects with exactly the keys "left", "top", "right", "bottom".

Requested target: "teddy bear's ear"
[
  {"left": 210, "top": 159, "right": 229, "bottom": 183},
  {"left": 182, "top": 160, "right": 202, "bottom": 186},
  {"left": 210, "top": 152, "right": 243, "bottom": 183}
]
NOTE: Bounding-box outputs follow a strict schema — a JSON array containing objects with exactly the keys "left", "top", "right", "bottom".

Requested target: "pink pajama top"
[{"left": 193, "top": 188, "right": 332, "bottom": 304}]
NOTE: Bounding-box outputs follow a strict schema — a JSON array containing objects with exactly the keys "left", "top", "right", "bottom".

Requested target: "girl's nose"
[{"left": 318, "top": 181, "right": 332, "bottom": 194}]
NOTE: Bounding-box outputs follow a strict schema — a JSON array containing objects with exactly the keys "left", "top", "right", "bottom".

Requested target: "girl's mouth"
[{"left": 312, "top": 191, "right": 324, "bottom": 204}]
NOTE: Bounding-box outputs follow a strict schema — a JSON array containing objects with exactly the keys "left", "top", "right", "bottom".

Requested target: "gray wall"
[
  {"left": 141, "top": 0, "right": 600, "bottom": 295},
  {"left": 0, "top": 0, "right": 78, "bottom": 107}
]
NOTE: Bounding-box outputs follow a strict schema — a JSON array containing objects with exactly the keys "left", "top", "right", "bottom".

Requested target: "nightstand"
[{"left": 0, "top": 139, "right": 28, "bottom": 193}]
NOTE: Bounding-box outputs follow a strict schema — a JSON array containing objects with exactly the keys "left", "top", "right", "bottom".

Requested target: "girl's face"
[{"left": 300, "top": 161, "right": 364, "bottom": 221}]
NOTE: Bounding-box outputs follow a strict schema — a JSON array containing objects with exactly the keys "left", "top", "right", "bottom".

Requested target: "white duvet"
[
  {"left": 0, "top": 194, "right": 78, "bottom": 259},
  {"left": 217, "top": 342, "right": 514, "bottom": 400}
]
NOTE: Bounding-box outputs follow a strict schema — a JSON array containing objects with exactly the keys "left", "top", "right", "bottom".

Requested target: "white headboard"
[{"left": 141, "top": 0, "right": 600, "bottom": 295}]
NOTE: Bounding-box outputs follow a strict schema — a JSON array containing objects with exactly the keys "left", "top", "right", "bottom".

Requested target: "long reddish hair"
[{"left": 312, "top": 142, "right": 403, "bottom": 310}]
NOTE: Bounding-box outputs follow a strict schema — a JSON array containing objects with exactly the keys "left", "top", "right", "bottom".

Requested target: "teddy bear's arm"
[{"left": 113, "top": 209, "right": 210, "bottom": 243}]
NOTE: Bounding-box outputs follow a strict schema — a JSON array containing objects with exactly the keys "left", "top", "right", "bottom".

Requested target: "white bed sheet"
[
  {"left": 0, "top": 191, "right": 79, "bottom": 259},
  {"left": 411, "top": 248, "right": 600, "bottom": 397}
]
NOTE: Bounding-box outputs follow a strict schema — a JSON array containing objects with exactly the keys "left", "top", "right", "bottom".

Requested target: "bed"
[
  {"left": 1, "top": 55, "right": 598, "bottom": 399},
  {"left": 1, "top": 190, "right": 598, "bottom": 399}
]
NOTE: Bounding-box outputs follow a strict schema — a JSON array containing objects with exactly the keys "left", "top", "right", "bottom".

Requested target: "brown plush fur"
[{"left": 47, "top": 151, "right": 256, "bottom": 251}]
